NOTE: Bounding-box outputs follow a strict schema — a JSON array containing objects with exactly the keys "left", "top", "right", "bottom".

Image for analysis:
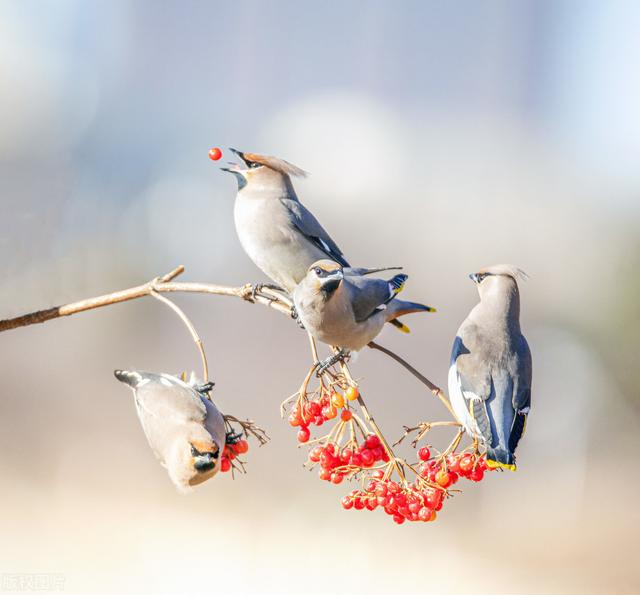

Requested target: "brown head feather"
[
  {"left": 479, "top": 264, "right": 529, "bottom": 282},
  {"left": 243, "top": 153, "right": 308, "bottom": 178}
]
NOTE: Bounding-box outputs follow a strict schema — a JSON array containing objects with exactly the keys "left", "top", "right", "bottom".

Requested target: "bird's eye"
[
  {"left": 477, "top": 273, "right": 487, "bottom": 283},
  {"left": 190, "top": 445, "right": 199, "bottom": 456},
  {"left": 314, "top": 267, "right": 322, "bottom": 276},
  {"left": 248, "top": 161, "right": 261, "bottom": 169}
]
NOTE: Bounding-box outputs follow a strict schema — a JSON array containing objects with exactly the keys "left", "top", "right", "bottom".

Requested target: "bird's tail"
[
  {"left": 114, "top": 369, "right": 143, "bottom": 388},
  {"left": 486, "top": 447, "right": 517, "bottom": 471},
  {"left": 386, "top": 299, "right": 436, "bottom": 333},
  {"left": 345, "top": 266, "right": 403, "bottom": 276}
]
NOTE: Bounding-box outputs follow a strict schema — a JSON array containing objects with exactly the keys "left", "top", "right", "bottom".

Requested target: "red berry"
[
  {"left": 322, "top": 405, "right": 337, "bottom": 420},
  {"left": 418, "top": 446, "right": 431, "bottom": 461},
  {"left": 372, "top": 470, "right": 385, "bottom": 479},
  {"left": 233, "top": 439, "right": 249, "bottom": 454},
  {"left": 365, "top": 435, "right": 381, "bottom": 449},
  {"left": 297, "top": 427, "right": 310, "bottom": 443},
  {"left": 435, "top": 470, "right": 452, "bottom": 488},
  {"left": 309, "top": 446, "right": 323, "bottom": 462},
  {"left": 331, "top": 473, "right": 344, "bottom": 484},
  {"left": 342, "top": 496, "right": 354, "bottom": 510},
  {"left": 354, "top": 498, "right": 365, "bottom": 510},
  {"left": 220, "top": 457, "right": 231, "bottom": 472},
  {"left": 208, "top": 147, "right": 222, "bottom": 161},
  {"left": 319, "top": 469, "right": 332, "bottom": 481},
  {"left": 351, "top": 453, "right": 363, "bottom": 467},
  {"left": 423, "top": 488, "right": 442, "bottom": 508},
  {"left": 360, "top": 450, "right": 374, "bottom": 467},
  {"left": 392, "top": 514, "right": 405, "bottom": 525},
  {"left": 331, "top": 392, "right": 345, "bottom": 408},
  {"left": 340, "top": 410, "right": 353, "bottom": 422},
  {"left": 375, "top": 483, "right": 388, "bottom": 497},
  {"left": 345, "top": 386, "right": 359, "bottom": 401},
  {"left": 418, "top": 507, "right": 432, "bottom": 521},
  {"left": 447, "top": 455, "right": 461, "bottom": 473},
  {"left": 469, "top": 467, "right": 484, "bottom": 482},
  {"left": 459, "top": 454, "right": 475, "bottom": 473}
]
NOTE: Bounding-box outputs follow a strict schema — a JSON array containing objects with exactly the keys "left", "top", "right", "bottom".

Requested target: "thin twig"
[
  {"left": 367, "top": 340, "right": 459, "bottom": 420},
  {"left": 149, "top": 290, "right": 209, "bottom": 382}
]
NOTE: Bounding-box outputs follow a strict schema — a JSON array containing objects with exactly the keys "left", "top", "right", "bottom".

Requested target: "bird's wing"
[
  {"left": 279, "top": 198, "right": 350, "bottom": 266},
  {"left": 202, "top": 397, "right": 227, "bottom": 450},
  {"left": 509, "top": 335, "right": 532, "bottom": 452},
  {"left": 450, "top": 333, "right": 494, "bottom": 444},
  {"left": 134, "top": 376, "right": 206, "bottom": 425},
  {"left": 345, "top": 274, "right": 408, "bottom": 322}
]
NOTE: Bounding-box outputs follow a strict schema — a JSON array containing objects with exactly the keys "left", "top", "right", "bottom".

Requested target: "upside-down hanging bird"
[
  {"left": 114, "top": 370, "right": 225, "bottom": 491},
  {"left": 448, "top": 265, "right": 532, "bottom": 470}
]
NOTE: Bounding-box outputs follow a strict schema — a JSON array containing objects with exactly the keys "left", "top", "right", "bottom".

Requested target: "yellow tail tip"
[
  {"left": 426, "top": 306, "right": 437, "bottom": 313},
  {"left": 486, "top": 459, "right": 517, "bottom": 472},
  {"left": 394, "top": 281, "right": 406, "bottom": 295},
  {"left": 396, "top": 322, "right": 411, "bottom": 333}
]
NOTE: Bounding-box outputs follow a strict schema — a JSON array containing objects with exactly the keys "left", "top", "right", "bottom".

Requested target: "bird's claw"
[
  {"left": 290, "top": 306, "right": 306, "bottom": 330},
  {"left": 315, "top": 349, "right": 349, "bottom": 377},
  {"left": 251, "top": 282, "right": 285, "bottom": 302}
]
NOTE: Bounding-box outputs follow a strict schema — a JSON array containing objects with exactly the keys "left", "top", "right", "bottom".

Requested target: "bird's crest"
[
  {"left": 479, "top": 264, "right": 529, "bottom": 282},
  {"left": 243, "top": 153, "right": 308, "bottom": 178}
]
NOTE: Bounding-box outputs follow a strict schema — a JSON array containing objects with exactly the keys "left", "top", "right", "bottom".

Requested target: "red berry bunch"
[
  {"left": 220, "top": 431, "right": 250, "bottom": 474},
  {"left": 417, "top": 450, "right": 488, "bottom": 486},
  {"left": 308, "top": 434, "right": 390, "bottom": 483},
  {"left": 341, "top": 470, "right": 442, "bottom": 524},
  {"left": 289, "top": 387, "right": 358, "bottom": 443},
  {"left": 340, "top": 447, "right": 493, "bottom": 524}
]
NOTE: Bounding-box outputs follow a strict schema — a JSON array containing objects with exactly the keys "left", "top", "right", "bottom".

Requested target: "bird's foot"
[
  {"left": 251, "top": 282, "right": 285, "bottom": 301},
  {"left": 290, "top": 305, "right": 306, "bottom": 330},
  {"left": 316, "top": 349, "right": 349, "bottom": 377}
]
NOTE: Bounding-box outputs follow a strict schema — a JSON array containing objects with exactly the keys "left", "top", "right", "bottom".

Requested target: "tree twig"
[
  {"left": 0, "top": 265, "right": 293, "bottom": 333},
  {"left": 367, "top": 340, "right": 459, "bottom": 420},
  {"left": 149, "top": 289, "right": 209, "bottom": 382}
]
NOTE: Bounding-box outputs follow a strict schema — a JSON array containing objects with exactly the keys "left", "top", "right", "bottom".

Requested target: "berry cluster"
[
  {"left": 341, "top": 470, "right": 442, "bottom": 524},
  {"left": 308, "top": 434, "right": 390, "bottom": 483},
  {"left": 220, "top": 432, "right": 250, "bottom": 473},
  {"left": 341, "top": 449, "right": 491, "bottom": 524},
  {"left": 288, "top": 386, "right": 359, "bottom": 443},
  {"left": 418, "top": 450, "right": 488, "bottom": 486}
]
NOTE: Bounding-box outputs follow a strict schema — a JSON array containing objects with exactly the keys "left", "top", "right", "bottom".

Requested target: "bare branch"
[{"left": 0, "top": 265, "right": 293, "bottom": 333}]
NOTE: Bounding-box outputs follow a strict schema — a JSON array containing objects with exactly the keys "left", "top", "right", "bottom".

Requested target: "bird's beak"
[
  {"left": 229, "top": 147, "right": 250, "bottom": 166},
  {"left": 220, "top": 162, "right": 245, "bottom": 174},
  {"left": 468, "top": 273, "right": 479, "bottom": 284},
  {"left": 193, "top": 452, "right": 218, "bottom": 473}
]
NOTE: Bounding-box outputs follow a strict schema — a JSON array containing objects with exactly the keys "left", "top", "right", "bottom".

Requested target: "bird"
[
  {"left": 221, "top": 148, "right": 409, "bottom": 332},
  {"left": 448, "top": 265, "right": 532, "bottom": 471},
  {"left": 293, "top": 260, "right": 435, "bottom": 370},
  {"left": 221, "top": 149, "right": 399, "bottom": 290},
  {"left": 114, "top": 369, "right": 226, "bottom": 491}
]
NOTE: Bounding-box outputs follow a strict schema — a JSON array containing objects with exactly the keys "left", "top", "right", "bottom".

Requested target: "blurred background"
[{"left": 1, "top": 1, "right": 639, "bottom": 593}]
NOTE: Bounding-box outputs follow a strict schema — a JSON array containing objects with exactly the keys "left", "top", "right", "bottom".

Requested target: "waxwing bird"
[
  {"left": 222, "top": 149, "right": 396, "bottom": 292},
  {"left": 293, "top": 260, "right": 436, "bottom": 368},
  {"left": 448, "top": 265, "right": 532, "bottom": 471},
  {"left": 114, "top": 370, "right": 226, "bottom": 491}
]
